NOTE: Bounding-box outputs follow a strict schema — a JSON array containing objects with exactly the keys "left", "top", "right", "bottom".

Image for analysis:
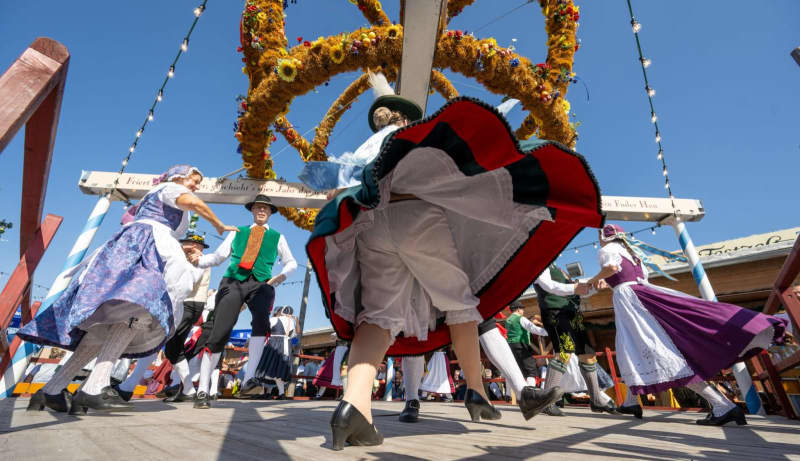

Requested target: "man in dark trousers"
[{"left": 192, "top": 194, "right": 297, "bottom": 408}]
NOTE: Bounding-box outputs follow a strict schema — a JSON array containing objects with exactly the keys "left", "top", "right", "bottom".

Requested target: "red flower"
[
  {"left": 455, "top": 30, "right": 463, "bottom": 37},
  {"left": 297, "top": 36, "right": 303, "bottom": 43},
  {"left": 237, "top": 46, "right": 243, "bottom": 53},
  {"left": 447, "top": 31, "right": 453, "bottom": 37},
  {"left": 303, "top": 40, "right": 311, "bottom": 47},
  {"left": 272, "top": 135, "right": 277, "bottom": 142}
]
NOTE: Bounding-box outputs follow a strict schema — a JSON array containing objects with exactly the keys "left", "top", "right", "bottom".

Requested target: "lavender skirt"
[
  {"left": 17, "top": 223, "right": 174, "bottom": 358},
  {"left": 624, "top": 283, "right": 786, "bottom": 395}
]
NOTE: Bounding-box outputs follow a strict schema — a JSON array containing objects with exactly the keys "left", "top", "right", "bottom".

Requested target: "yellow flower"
[
  {"left": 243, "top": 162, "right": 253, "bottom": 169},
  {"left": 277, "top": 59, "right": 297, "bottom": 82},
  {"left": 562, "top": 99, "right": 571, "bottom": 114},
  {"left": 375, "top": 1, "right": 382, "bottom": 12},
  {"left": 330, "top": 44, "right": 345, "bottom": 64},
  {"left": 386, "top": 25, "right": 401, "bottom": 40},
  {"left": 257, "top": 12, "right": 266, "bottom": 22}
]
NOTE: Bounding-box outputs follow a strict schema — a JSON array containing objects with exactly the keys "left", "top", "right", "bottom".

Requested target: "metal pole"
[
  {"left": 286, "top": 263, "right": 312, "bottom": 398},
  {"left": 0, "top": 195, "right": 112, "bottom": 398},
  {"left": 669, "top": 218, "right": 765, "bottom": 415}
]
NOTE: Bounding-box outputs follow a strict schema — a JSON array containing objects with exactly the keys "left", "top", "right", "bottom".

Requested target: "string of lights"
[
  {"left": 0, "top": 271, "right": 51, "bottom": 293},
  {"left": 557, "top": 224, "right": 661, "bottom": 258},
  {"left": 111, "top": 1, "right": 208, "bottom": 194},
  {"left": 625, "top": 0, "right": 676, "bottom": 212}
]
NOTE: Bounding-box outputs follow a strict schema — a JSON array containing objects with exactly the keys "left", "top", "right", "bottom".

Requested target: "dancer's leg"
[
  {"left": 42, "top": 334, "right": 102, "bottom": 394},
  {"left": 118, "top": 352, "right": 157, "bottom": 393},
  {"left": 448, "top": 321, "right": 489, "bottom": 401},
  {"left": 173, "top": 359, "right": 196, "bottom": 396},
  {"left": 402, "top": 355, "right": 425, "bottom": 402},
  {"left": 244, "top": 337, "right": 266, "bottom": 382},
  {"left": 198, "top": 352, "right": 222, "bottom": 395},
  {"left": 342, "top": 323, "right": 392, "bottom": 424},
  {"left": 83, "top": 324, "right": 137, "bottom": 395},
  {"left": 479, "top": 328, "right": 526, "bottom": 398},
  {"left": 578, "top": 356, "right": 604, "bottom": 406},
  {"left": 687, "top": 381, "right": 736, "bottom": 417},
  {"left": 623, "top": 388, "right": 640, "bottom": 407}
]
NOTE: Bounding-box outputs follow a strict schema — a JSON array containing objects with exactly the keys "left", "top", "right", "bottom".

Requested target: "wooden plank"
[
  {"left": 0, "top": 215, "right": 61, "bottom": 329},
  {"left": 0, "top": 38, "right": 69, "bottom": 153}
]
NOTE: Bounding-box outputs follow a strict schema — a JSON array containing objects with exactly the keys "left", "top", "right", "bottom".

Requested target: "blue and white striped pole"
[
  {"left": 0, "top": 195, "right": 112, "bottom": 398},
  {"left": 671, "top": 218, "right": 764, "bottom": 415},
  {"left": 383, "top": 357, "right": 395, "bottom": 401}
]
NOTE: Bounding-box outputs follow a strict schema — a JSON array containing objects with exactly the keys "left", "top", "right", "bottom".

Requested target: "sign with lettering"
[
  {"left": 601, "top": 195, "right": 704, "bottom": 222},
  {"left": 649, "top": 227, "right": 800, "bottom": 266}
]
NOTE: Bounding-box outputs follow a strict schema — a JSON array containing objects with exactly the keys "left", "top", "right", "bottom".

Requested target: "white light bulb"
[
  {"left": 574, "top": 248, "right": 579, "bottom": 254},
  {"left": 664, "top": 181, "right": 670, "bottom": 189},
  {"left": 136, "top": 130, "right": 142, "bottom": 138},
  {"left": 662, "top": 168, "right": 668, "bottom": 176},
  {"left": 194, "top": 6, "right": 203, "bottom": 17},
  {"left": 129, "top": 146, "right": 135, "bottom": 153},
  {"left": 148, "top": 111, "right": 154, "bottom": 121},
  {"left": 655, "top": 134, "right": 661, "bottom": 143},
  {"left": 168, "top": 66, "right": 175, "bottom": 78},
  {"left": 642, "top": 58, "right": 651, "bottom": 68},
  {"left": 647, "top": 87, "right": 656, "bottom": 97},
  {"left": 651, "top": 113, "right": 657, "bottom": 123},
  {"left": 651, "top": 227, "right": 657, "bottom": 235},
  {"left": 181, "top": 39, "right": 189, "bottom": 52},
  {"left": 632, "top": 21, "right": 641, "bottom": 33},
  {"left": 657, "top": 150, "right": 663, "bottom": 160},
  {"left": 122, "top": 159, "right": 128, "bottom": 166},
  {"left": 593, "top": 243, "right": 598, "bottom": 249},
  {"left": 157, "top": 90, "right": 163, "bottom": 102}
]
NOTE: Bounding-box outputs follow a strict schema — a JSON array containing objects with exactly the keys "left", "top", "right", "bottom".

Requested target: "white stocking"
[
  {"left": 402, "top": 355, "right": 425, "bottom": 402},
  {"left": 316, "top": 386, "right": 327, "bottom": 398},
  {"left": 276, "top": 379, "right": 285, "bottom": 395},
  {"left": 210, "top": 369, "right": 220, "bottom": 396},
  {"left": 83, "top": 323, "right": 137, "bottom": 395},
  {"left": 173, "top": 359, "right": 195, "bottom": 395},
  {"left": 42, "top": 332, "right": 102, "bottom": 395},
  {"left": 688, "top": 381, "right": 736, "bottom": 417},
  {"left": 623, "top": 388, "right": 640, "bottom": 407},
  {"left": 245, "top": 336, "right": 265, "bottom": 382},
  {"left": 479, "top": 328, "right": 526, "bottom": 398},
  {"left": 118, "top": 352, "right": 157, "bottom": 392},
  {"left": 198, "top": 351, "right": 221, "bottom": 394}
]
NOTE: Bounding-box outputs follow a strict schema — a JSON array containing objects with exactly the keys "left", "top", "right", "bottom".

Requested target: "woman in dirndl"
[
  {"left": 255, "top": 306, "right": 298, "bottom": 398},
  {"left": 587, "top": 223, "right": 786, "bottom": 426},
  {"left": 19, "top": 165, "right": 237, "bottom": 414}
]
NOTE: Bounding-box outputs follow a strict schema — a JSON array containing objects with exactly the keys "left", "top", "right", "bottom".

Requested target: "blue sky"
[{"left": 1, "top": 1, "right": 798, "bottom": 332}]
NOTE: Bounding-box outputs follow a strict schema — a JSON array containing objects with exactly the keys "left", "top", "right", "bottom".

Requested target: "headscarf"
[
  {"left": 152, "top": 164, "right": 204, "bottom": 185},
  {"left": 600, "top": 223, "right": 679, "bottom": 281}
]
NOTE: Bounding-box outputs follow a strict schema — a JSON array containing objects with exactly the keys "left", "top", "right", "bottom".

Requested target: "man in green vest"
[
  {"left": 505, "top": 301, "right": 549, "bottom": 387},
  {"left": 192, "top": 194, "right": 297, "bottom": 408},
  {"left": 534, "top": 264, "right": 619, "bottom": 416}
]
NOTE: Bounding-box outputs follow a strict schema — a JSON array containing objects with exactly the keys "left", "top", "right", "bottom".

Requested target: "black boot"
[
  {"left": 465, "top": 388, "right": 501, "bottom": 422},
  {"left": 26, "top": 390, "right": 46, "bottom": 411},
  {"left": 330, "top": 401, "right": 383, "bottom": 451},
  {"left": 399, "top": 399, "right": 420, "bottom": 423},
  {"left": 543, "top": 404, "right": 564, "bottom": 416},
  {"left": 590, "top": 401, "right": 622, "bottom": 415},
  {"left": 164, "top": 383, "right": 193, "bottom": 402},
  {"left": 618, "top": 404, "right": 643, "bottom": 419},
  {"left": 696, "top": 406, "right": 747, "bottom": 426},
  {"left": 112, "top": 384, "right": 133, "bottom": 402},
  {"left": 157, "top": 383, "right": 181, "bottom": 399},
  {"left": 237, "top": 378, "right": 263, "bottom": 399},
  {"left": 44, "top": 389, "right": 73, "bottom": 413},
  {"left": 193, "top": 391, "right": 211, "bottom": 409},
  {"left": 69, "top": 386, "right": 133, "bottom": 414},
  {"left": 518, "top": 386, "right": 563, "bottom": 420}
]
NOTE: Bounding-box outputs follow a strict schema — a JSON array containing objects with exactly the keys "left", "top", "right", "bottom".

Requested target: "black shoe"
[
  {"left": 518, "top": 386, "right": 563, "bottom": 421},
  {"left": 465, "top": 388, "right": 501, "bottom": 422},
  {"left": 157, "top": 383, "right": 181, "bottom": 399},
  {"left": 170, "top": 389, "right": 197, "bottom": 403},
  {"left": 543, "top": 404, "right": 564, "bottom": 416},
  {"left": 590, "top": 401, "right": 622, "bottom": 415},
  {"left": 43, "top": 389, "right": 73, "bottom": 413},
  {"left": 112, "top": 384, "right": 133, "bottom": 402},
  {"left": 237, "top": 378, "right": 263, "bottom": 398},
  {"left": 618, "top": 404, "right": 643, "bottom": 419},
  {"left": 213, "top": 393, "right": 221, "bottom": 401},
  {"left": 504, "top": 395, "right": 512, "bottom": 403},
  {"left": 330, "top": 400, "right": 383, "bottom": 451},
  {"left": 399, "top": 399, "right": 420, "bottom": 423},
  {"left": 193, "top": 391, "right": 211, "bottom": 409},
  {"left": 696, "top": 406, "right": 747, "bottom": 426},
  {"left": 69, "top": 387, "right": 134, "bottom": 414},
  {"left": 27, "top": 390, "right": 46, "bottom": 411}
]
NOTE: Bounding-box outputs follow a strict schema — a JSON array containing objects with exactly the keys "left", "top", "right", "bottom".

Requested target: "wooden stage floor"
[{"left": 1, "top": 398, "right": 798, "bottom": 460}]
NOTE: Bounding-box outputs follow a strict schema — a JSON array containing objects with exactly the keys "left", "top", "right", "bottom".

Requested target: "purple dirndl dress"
[
  {"left": 18, "top": 183, "right": 199, "bottom": 358},
  {"left": 600, "top": 242, "right": 786, "bottom": 395}
]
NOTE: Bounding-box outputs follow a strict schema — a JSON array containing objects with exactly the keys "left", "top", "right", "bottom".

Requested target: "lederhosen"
[
  {"left": 505, "top": 313, "right": 539, "bottom": 379},
  {"left": 534, "top": 265, "right": 595, "bottom": 362}
]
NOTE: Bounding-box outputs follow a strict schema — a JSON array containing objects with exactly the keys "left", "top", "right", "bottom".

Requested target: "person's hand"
[
  {"left": 574, "top": 282, "right": 590, "bottom": 296},
  {"left": 596, "top": 279, "right": 610, "bottom": 290},
  {"left": 532, "top": 317, "right": 544, "bottom": 327},
  {"left": 267, "top": 273, "right": 287, "bottom": 286},
  {"left": 187, "top": 251, "right": 200, "bottom": 265},
  {"left": 215, "top": 223, "right": 239, "bottom": 235}
]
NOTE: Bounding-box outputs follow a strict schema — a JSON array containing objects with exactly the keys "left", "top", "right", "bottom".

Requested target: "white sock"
[
  {"left": 83, "top": 323, "right": 137, "bottom": 395},
  {"left": 245, "top": 336, "right": 265, "bottom": 382},
  {"left": 118, "top": 353, "right": 157, "bottom": 392},
  {"left": 688, "top": 381, "right": 736, "bottom": 417},
  {"left": 189, "top": 355, "right": 201, "bottom": 381},
  {"left": 403, "top": 355, "right": 425, "bottom": 402},
  {"left": 198, "top": 352, "right": 221, "bottom": 395},
  {"left": 316, "top": 386, "right": 326, "bottom": 398},
  {"left": 169, "top": 369, "right": 179, "bottom": 386},
  {"left": 623, "top": 388, "right": 640, "bottom": 407},
  {"left": 479, "top": 328, "right": 526, "bottom": 398},
  {"left": 210, "top": 369, "right": 220, "bottom": 396},
  {"left": 173, "top": 359, "right": 195, "bottom": 395},
  {"left": 276, "top": 379, "right": 285, "bottom": 395},
  {"left": 599, "top": 390, "right": 613, "bottom": 406},
  {"left": 43, "top": 335, "right": 101, "bottom": 394}
]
